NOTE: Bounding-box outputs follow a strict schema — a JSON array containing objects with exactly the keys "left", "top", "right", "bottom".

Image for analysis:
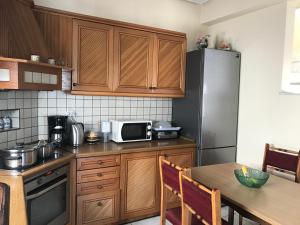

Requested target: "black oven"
[{"left": 24, "top": 165, "right": 69, "bottom": 225}]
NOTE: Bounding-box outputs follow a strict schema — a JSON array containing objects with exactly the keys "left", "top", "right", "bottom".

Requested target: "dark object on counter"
[
  {"left": 66, "top": 118, "right": 84, "bottom": 147},
  {"left": 173, "top": 49, "right": 241, "bottom": 166},
  {"left": 0, "top": 183, "right": 9, "bottom": 225},
  {"left": 152, "top": 121, "right": 181, "bottom": 140},
  {"left": 48, "top": 115, "right": 68, "bottom": 147},
  {"left": 37, "top": 140, "right": 55, "bottom": 159},
  {"left": 0, "top": 142, "right": 39, "bottom": 169}
]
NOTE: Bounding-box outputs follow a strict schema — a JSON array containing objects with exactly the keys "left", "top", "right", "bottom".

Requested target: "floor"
[{"left": 124, "top": 207, "right": 258, "bottom": 225}]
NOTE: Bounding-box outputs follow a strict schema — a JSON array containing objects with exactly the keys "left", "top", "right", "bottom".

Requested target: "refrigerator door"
[
  {"left": 197, "top": 147, "right": 236, "bottom": 166},
  {"left": 200, "top": 49, "right": 240, "bottom": 149}
]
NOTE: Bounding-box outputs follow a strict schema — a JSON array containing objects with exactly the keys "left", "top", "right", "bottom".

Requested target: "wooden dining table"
[{"left": 191, "top": 163, "right": 300, "bottom": 225}]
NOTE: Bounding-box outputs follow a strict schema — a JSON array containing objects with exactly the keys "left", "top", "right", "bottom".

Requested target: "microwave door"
[{"left": 121, "top": 123, "right": 148, "bottom": 141}]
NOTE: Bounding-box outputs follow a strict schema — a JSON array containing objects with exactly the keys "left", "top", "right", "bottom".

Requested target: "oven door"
[
  {"left": 26, "top": 176, "right": 69, "bottom": 225},
  {"left": 121, "top": 122, "right": 150, "bottom": 141}
]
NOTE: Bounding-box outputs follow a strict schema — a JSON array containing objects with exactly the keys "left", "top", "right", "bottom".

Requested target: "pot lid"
[{"left": 1, "top": 142, "right": 39, "bottom": 153}]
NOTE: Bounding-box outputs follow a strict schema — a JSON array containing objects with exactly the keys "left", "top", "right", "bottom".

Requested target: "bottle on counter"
[
  {"left": 0, "top": 117, "right": 4, "bottom": 129},
  {"left": 3, "top": 116, "right": 11, "bottom": 129}
]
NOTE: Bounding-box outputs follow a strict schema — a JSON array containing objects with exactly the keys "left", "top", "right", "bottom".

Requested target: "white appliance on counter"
[{"left": 111, "top": 120, "right": 152, "bottom": 143}]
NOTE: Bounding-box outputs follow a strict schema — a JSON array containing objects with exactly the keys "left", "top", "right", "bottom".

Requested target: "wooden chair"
[
  {"left": 179, "top": 169, "right": 229, "bottom": 225},
  {"left": 159, "top": 155, "right": 184, "bottom": 225},
  {"left": 262, "top": 143, "right": 300, "bottom": 182}
]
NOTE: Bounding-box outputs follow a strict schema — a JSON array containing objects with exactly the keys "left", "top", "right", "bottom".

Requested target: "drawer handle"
[
  {"left": 97, "top": 160, "right": 103, "bottom": 165},
  {"left": 97, "top": 202, "right": 103, "bottom": 207},
  {"left": 97, "top": 185, "right": 103, "bottom": 189},
  {"left": 97, "top": 173, "right": 102, "bottom": 177}
]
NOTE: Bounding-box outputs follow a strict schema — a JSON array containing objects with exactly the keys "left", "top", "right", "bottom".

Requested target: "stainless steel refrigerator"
[{"left": 172, "top": 48, "right": 241, "bottom": 166}]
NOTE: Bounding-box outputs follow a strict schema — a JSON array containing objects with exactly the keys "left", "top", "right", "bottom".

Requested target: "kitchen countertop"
[{"left": 64, "top": 138, "right": 196, "bottom": 158}]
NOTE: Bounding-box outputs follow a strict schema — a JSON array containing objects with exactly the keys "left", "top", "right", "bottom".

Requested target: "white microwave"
[{"left": 111, "top": 120, "right": 152, "bottom": 143}]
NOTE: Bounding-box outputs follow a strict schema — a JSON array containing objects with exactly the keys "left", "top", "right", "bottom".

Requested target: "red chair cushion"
[
  {"left": 166, "top": 207, "right": 182, "bottom": 225},
  {"left": 181, "top": 178, "right": 213, "bottom": 224},
  {"left": 162, "top": 162, "right": 181, "bottom": 193},
  {"left": 265, "top": 150, "right": 298, "bottom": 172}
]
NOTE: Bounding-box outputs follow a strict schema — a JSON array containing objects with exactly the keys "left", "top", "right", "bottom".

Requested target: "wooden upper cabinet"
[
  {"left": 34, "top": 10, "right": 73, "bottom": 67},
  {"left": 113, "top": 27, "right": 155, "bottom": 93},
  {"left": 152, "top": 34, "right": 187, "bottom": 96},
  {"left": 120, "top": 151, "right": 159, "bottom": 220},
  {"left": 72, "top": 19, "right": 114, "bottom": 93}
]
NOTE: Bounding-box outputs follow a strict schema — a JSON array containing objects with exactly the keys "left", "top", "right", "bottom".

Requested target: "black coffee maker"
[{"left": 48, "top": 116, "right": 68, "bottom": 146}]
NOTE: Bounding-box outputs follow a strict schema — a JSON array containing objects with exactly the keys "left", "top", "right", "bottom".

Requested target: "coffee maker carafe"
[{"left": 48, "top": 116, "right": 67, "bottom": 146}]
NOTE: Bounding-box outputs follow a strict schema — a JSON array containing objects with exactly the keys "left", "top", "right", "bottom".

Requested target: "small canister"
[
  {"left": 0, "top": 118, "right": 4, "bottom": 129},
  {"left": 3, "top": 116, "right": 11, "bottom": 129}
]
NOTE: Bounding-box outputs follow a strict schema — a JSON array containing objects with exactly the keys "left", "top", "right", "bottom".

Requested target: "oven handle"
[{"left": 26, "top": 178, "right": 68, "bottom": 201}]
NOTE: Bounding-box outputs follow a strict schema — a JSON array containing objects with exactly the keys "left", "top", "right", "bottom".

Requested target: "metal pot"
[
  {"left": 0, "top": 142, "right": 38, "bottom": 169},
  {"left": 37, "top": 140, "right": 55, "bottom": 159}
]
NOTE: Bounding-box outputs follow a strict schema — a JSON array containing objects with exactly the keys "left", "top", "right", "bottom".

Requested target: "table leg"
[{"left": 228, "top": 207, "right": 234, "bottom": 225}]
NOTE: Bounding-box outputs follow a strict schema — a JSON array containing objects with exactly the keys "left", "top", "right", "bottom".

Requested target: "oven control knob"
[
  {"left": 37, "top": 178, "right": 44, "bottom": 184},
  {"left": 147, "top": 125, "right": 152, "bottom": 130},
  {"left": 147, "top": 131, "right": 152, "bottom": 136}
]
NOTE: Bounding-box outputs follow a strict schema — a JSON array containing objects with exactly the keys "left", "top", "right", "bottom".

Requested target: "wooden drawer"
[
  {"left": 77, "top": 166, "right": 120, "bottom": 183},
  {"left": 77, "top": 190, "right": 120, "bottom": 225},
  {"left": 77, "top": 155, "right": 120, "bottom": 170},
  {"left": 77, "top": 178, "right": 120, "bottom": 195}
]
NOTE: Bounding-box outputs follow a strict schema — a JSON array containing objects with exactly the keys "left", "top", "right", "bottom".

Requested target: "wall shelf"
[{"left": 0, "top": 109, "right": 20, "bottom": 132}]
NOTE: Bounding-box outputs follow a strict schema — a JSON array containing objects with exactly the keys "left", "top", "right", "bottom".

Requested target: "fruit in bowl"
[{"left": 234, "top": 166, "right": 270, "bottom": 188}]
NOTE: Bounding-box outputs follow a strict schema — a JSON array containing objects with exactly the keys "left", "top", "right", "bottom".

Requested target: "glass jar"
[
  {"left": 0, "top": 118, "right": 4, "bottom": 129},
  {"left": 3, "top": 116, "right": 11, "bottom": 129}
]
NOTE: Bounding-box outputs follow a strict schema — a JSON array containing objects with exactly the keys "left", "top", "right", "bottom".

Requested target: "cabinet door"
[
  {"left": 72, "top": 19, "right": 114, "bottom": 92},
  {"left": 120, "top": 151, "right": 159, "bottom": 220},
  {"left": 113, "top": 27, "right": 155, "bottom": 93},
  {"left": 77, "top": 190, "right": 120, "bottom": 225},
  {"left": 161, "top": 148, "right": 195, "bottom": 208},
  {"left": 152, "top": 34, "right": 186, "bottom": 96}
]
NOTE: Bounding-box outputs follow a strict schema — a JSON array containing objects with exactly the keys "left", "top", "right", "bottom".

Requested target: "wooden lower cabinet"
[
  {"left": 77, "top": 190, "right": 120, "bottom": 225},
  {"left": 162, "top": 148, "right": 194, "bottom": 168},
  {"left": 120, "top": 151, "right": 160, "bottom": 220},
  {"left": 75, "top": 146, "right": 195, "bottom": 224}
]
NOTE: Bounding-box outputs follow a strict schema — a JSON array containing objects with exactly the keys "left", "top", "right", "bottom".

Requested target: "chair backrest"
[
  {"left": 179, "top": 170, "right": 221, "bottom": 225},
  {"left": 262, "top": 143, "right": 300, "bottom": 183},
  {"left": 159, "top": 156, "right": 183, "bottom": 196},
  {"left": 159, "top": 156, "right": 184, "bottom": 225}
]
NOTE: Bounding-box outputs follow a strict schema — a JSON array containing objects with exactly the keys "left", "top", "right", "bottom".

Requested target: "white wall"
[
  {"left": 208, "top": 3, "right": 300, "bottom": 168},
  {"left": 200, "top": 0, "right": 285, "bottom": 25},
  {"left": 34, "top": 0, "right": 205, "bottom": 50}
]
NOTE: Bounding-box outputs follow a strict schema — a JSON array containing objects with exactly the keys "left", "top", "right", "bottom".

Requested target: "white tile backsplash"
[
  {"left": 0, "top": 91, "right": 38, "bottom": 149},
  {"left": 37, "top": 91, "right": 172, "bottom": 139},
  {"left": 0, "top": 90, "right": 173, "bottom": 145}
]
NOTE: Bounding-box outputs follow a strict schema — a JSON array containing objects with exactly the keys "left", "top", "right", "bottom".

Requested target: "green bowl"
[{"left": 234, "top": 168, "right": 270, "bottom": 188}]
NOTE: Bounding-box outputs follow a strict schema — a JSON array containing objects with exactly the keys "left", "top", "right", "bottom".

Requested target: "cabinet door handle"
[
  {"left": 97, "top": 173, "right": 102, "bottom": 177},
  {"left": 97, "top": 185, "right": 103, "bottom": 189},
  {"left": 97, "top": 202, "right": 103, "bottom": 207},
  {"left": 97, "top": 160, "right": 103, "bottom": 165}
]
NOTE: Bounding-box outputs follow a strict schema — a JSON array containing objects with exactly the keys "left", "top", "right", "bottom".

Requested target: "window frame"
[{"left": 281, "top": 1, "right": 300, "bottom": 94}]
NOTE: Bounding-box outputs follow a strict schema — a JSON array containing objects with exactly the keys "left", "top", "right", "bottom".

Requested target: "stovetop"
[{"left": 0, "top": 151, "right": 66, "bottom": 173}]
